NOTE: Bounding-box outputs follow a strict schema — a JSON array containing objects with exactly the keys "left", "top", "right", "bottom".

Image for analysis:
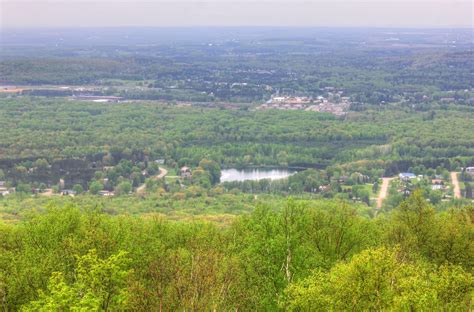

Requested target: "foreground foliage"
[
  {"left": 0, "top": 191, "right": 472, "bottom": 310},
  {"left": 284, "top": 248, "right": 473, "bottom": 311}
]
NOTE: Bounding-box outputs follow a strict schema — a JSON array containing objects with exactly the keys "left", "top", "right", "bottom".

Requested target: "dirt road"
[
  {"left": 39, "top": 189, "right": 54, "bottom": 197},
  {"left": 377, "top": 177, "right": 394, "bottom": 209},
  {"left": 136, "top": 167, "right": 168, "bottom": 194},
  {"left": 451, "top": 172, "right": 461, "bottom": 199}
]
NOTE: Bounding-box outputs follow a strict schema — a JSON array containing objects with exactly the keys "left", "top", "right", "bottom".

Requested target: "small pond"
[{"left": 220, "top": 168, "right": 297, "bottom": 183}]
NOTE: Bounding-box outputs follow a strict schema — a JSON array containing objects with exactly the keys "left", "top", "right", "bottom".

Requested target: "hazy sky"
[{"left": 1, "top": 0, "right": 472, "bottom": 29}]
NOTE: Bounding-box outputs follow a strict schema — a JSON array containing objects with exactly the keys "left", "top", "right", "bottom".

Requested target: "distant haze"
[{"left": 1, "top": 0, "right": 473, "bottom": 29}]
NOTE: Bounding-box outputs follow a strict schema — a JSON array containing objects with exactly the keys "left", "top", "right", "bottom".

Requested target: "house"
[
  {"left": 431, "top": 179, "right": 443, "bottom": 185},
  {"left": 338, "top": 175, "right": 349, "bottom": 183},
  {"left": 61, "top": 189, "right": 76, "bottom": 196},
  {"left": 399, "top": 173, "right": 416, "bottom": 181},
  {"left": 440, "top": 97, "right": 455, "bottom": 103},
  {"left": 319, "top": 185, "right": 329, "bottom": 192},
  {"left": 180, "top": 166, "right": 192, "bottom": 179},
  {"left": 155, "top": 159, "right": 165, "bottom": 165},
  {"left": 0, "top": 187, "right": 10, "bottom": 196},
  {"left": 0, "top": 86, "right": 23, "bottom": 94},
  {"left": 99, "top": 190, "right": 114, "bottom": 196},
  {"left": 272, "top": 96, "right": 286, "bottom": 103},
  {"left": 72, "top": 95, "right": 123, "bottom": 103},
  {"left": 465, "top": 167, "right": 474, "bottom": 175}
]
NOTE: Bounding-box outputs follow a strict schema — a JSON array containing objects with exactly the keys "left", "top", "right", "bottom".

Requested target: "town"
[{"left": 258, "top": 91, "right": 351, "bottom": 116}]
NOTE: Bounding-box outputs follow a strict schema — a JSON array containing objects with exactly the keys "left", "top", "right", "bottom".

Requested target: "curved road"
[
  {"left": 136, "top": 167, "right": 168, "bottom": 194},
  {"left": 451, "top": 172, "right": 461, "bottom": 199}
]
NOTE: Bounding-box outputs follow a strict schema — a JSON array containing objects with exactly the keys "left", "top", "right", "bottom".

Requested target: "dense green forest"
[
  {"left": 0, "top": 97, "right": 472, "bottom": 165},
  {"left": 0, "top": 96, "right": 472, "bottom": 200},
  {"left": 0, "top": 192, "right": 472, "bottom": 310}
]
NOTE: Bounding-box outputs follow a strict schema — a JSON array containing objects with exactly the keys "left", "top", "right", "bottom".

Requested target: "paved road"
[
  {"left": 136, "top": 167, "right": 168, "bottom": 193},
  {"left": 377, "top": 177, "right": 394, "bottom": 209},
  {"left": 451, "top": 172, "right": 461, "bottom": 199}
]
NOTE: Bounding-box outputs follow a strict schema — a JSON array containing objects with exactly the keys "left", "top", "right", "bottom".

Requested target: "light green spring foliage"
[
  {"left": 21, "top": 250, "right": 130, "bottom": 312},
  {"left": 0, "top": 193, "right": 472, "bottom": 311},
  {"left": 387, "top": 190, "right": 474, "bottom": 268},
  {"left": 284, "top": 247, "right": 474, "bottom": 311}
]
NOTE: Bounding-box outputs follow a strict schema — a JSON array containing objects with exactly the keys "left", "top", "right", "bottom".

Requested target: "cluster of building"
[
  {"left": 180, "top": 166, "right": 192, "bottom": 179},
  {"left": 71, "top": 95, "right": 124, "bottom": 103},
  {"left": 398, "top": 172, "right": 449, "bottom": 192},
  {"left": 257, "top": 94, "right": 351, "bottom": 116},
  {"left": 0, "top": 85, "right": 23, "bottom": 94},
  {"left": 0, "top": 181, "right": 13, "bottom": 196}
]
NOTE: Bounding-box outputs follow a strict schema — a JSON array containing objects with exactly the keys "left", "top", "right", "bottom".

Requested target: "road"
[
  {"left": 377, "top": 177, "right": 394, "bottom": 209},
  {"left": 136, "top": 167, "right": 168, "bottom": 194},
  {"left": 451, "top": 172, "right": 461, "bottom": 199},
  {"left": 39, "top": 189, "right": 54, "bottom": 197}
]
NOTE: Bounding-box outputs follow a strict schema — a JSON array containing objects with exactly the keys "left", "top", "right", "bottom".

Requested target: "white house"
[{"left": 399, "top": 173, "right": 416, "bottom": 181}]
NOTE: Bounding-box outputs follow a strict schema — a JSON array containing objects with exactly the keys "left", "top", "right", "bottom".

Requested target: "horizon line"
[{"left": 2, "top": 25, "right": 473, "bottom": 31}]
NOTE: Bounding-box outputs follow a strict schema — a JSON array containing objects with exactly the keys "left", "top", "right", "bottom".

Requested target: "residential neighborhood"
[{"left": 257, "top": 92, "right": 351, "bottom": 116}]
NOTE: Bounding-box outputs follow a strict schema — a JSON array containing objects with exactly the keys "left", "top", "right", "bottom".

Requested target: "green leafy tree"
[
  {"left": 89, "top": 181, "right": 103, "bottom": 195},
  {"left": 199, "top": 159, "right": 221, "bottom": 185},
  {"left": 387, "top": 190, "right": 437, "bottom": 258},
  {"left": 21, "top": 250, "right": 130, "bottom": 311},
  {"left": 372, "top": 181, "right": 379, "bottom": 193},
  {"left": 16, "top": 183, "right": 32, "bottom": 194},
  {"left": 33, "top": 159, "right": 49, "bottom": 171},
  {"left": 431, "top": 209, "right": 473, "bottom": 268},
  {"left": 114, "top": 181, "right": 132, "bottom": 195},
  {"left": 192, "top": 167, "right": 212, "bottom": 188},
  {"left": 284, "top": 247, "right": 474, "bottom": 311},
  {"left": 465, "top": 182, "right": 472, "bottom": 198},
  {"left": 38, "top": 183, "right": 47, "bottom": 192},
  {"left": 51, "top": 185, "right": 60, "bottom": 194},
  {"left": 72, "top": 184, "right": 84, "bottom": 195}
]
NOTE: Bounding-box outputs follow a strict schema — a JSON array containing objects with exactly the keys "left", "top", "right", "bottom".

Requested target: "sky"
[{"left": 1, "top": 0, "right": 472, "bottom": 29}]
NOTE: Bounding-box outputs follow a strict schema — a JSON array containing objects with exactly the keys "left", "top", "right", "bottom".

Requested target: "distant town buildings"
[
  {"left": 99, "top": 190, "right": 115, "bottom": 197},
  {"left": 399, "top": 173, "right": 417, "bottom": 181},
  {"left": 180, "top": 166, "right": 192, "bottom": 179},
  {"left": 0, "top": 181, "right": 13, "bottom": 196},
  {"left": 465, "top": 167, "right": 474, "bottom": 175},
  {"left": 0, "top": 86, "right": 23, "bottom": 94},
  {"left": 257, "top": 93, "right": 350, "bottom": 116},
  {"left": 61, "top": 189, "right": 77, "bottom": 196},
  {"left": 72, "top": 95, "right": 123, "bottom": 103}
]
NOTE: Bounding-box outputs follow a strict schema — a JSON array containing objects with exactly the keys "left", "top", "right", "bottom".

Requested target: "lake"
[{"left": 220, "top": 168, "right": 297, "bottom": 182}]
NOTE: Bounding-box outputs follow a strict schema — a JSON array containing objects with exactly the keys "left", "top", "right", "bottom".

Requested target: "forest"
[
  {"left": 0, "top": 97, "right": 472, "bottom": 191},
  {"left": 0, "top": 191, "right": 472, "bottom": 311}
]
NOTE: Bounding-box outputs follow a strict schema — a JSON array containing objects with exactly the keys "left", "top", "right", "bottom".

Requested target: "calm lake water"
[{"left": 220, "top": 168, "right": 297, "bottom": 182}]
